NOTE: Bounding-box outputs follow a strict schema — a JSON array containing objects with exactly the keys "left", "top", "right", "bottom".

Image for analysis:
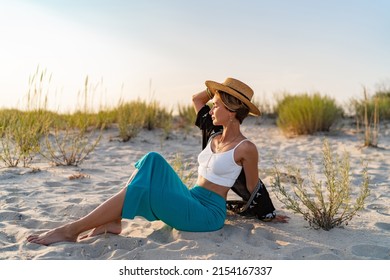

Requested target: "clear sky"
[{"left": 1, "top": 0, "right": 389, "bottom": 112}]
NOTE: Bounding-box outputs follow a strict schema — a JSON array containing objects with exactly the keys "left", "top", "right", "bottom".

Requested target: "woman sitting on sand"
[{"left": 27, "top": 77, "right": 262, "bottom": 245}]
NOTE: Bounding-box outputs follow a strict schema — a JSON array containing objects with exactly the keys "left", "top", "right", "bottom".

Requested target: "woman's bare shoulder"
[
  {"left": 241, "top": 138, "right": 257, "bottom": 150},
  {"left": 236, "top": 139, "right": 258, "bottom": 158}
]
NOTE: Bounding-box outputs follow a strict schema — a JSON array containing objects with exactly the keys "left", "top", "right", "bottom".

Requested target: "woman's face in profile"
[{"left": 209, "top": 94, "right": 232, "bottom": 126}]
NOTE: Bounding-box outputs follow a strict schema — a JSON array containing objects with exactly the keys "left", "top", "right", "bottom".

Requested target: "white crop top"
[{"left": 197, "top": 137, "right": 250, "bottom": 187}]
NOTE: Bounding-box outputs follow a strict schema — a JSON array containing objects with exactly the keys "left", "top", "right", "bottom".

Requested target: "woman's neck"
[{"left": 220, "top": 122, "right": 242, "bottom": 142}]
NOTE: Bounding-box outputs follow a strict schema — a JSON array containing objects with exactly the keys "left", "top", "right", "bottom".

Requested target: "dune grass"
[
  {"left": 0, "top": 97, "right": 184, "bottom": 167},
  {"left": 352, "top": 90, "right": 390, "bottom": 121},
  {"left": 0, "top": 109, "right": 48, "bottom": 167},
  {"left": 275, "top": 93, "right": 343, "bottom": 136},
  {"left": 2, "top": 69, "right": 389, "bottom": 169},
  {"left": 351, "top": 88, "right": 390, "bottom": 147},
  {"left": 1, "top": 89, "right": 386, "bottom": 168},
  {"left": 115, "top": 99, "right": 173, "bottom": 142},
  {"left": 39, "top": 112, "right": 103, "bottom": 166}
]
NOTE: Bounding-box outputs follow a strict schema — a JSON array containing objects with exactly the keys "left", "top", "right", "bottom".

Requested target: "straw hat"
[{"left": 205, "top": 77, "right": 260, "bottom": 116}]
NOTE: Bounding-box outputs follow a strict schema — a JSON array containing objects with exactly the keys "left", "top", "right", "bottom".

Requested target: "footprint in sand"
[
  {"left": 0, "top": 231, "right": 16, "bottom": 246},
  {"left": 65, "top": 198, "right": 83, "bottom": 204},
  {"left": 367, "top": 203, "right": 390, "bottom": 216},
  {"left": 43, "top": 181, "right": 62, "bottom": 187},
  {"left": 0, "top": 210, "right": 23, "bottom": 222},
  {"left": 351, "top": 244, "right": 390, "bottom": 259},
  {"left": 375, "top": 222, "right": 390, "bottom": 231},
  {"left": 96, "top": 181, "right": 122, "bottom": 187},
  {"left": 4, "top": 196, "right": 24, "bottom": 204},
  {"left": 291, "top": 246, "right": 322, "bottom": 259},
  {"left": 161, "top": 239, "right": 197, "bottom": 251}
]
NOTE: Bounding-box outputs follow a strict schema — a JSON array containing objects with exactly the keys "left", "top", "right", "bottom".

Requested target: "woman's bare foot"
[
  {"left": 26, "top": 224, "right": 78, "bottom": 246},
  {"left": 79, "top": 220, "right": 122, "bottom": 240}
]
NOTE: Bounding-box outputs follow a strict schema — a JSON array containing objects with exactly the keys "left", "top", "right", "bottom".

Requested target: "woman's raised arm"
[{"left": 192, "top": 89, "right": 212, "bottom": 114}]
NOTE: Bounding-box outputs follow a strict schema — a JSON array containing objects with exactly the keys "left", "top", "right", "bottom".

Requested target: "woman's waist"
[{"left": 195, "top": 176, "right": 230, "bottom": 200}]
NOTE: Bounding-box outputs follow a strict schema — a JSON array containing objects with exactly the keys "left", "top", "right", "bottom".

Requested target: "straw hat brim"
[{"left": 205, "top": 80, "right": 260, "bottom": 116}]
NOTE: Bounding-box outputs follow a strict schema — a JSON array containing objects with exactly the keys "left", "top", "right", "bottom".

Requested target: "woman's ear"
[{"left": 229, "top": 111, "right": 237, "bottom": 122}]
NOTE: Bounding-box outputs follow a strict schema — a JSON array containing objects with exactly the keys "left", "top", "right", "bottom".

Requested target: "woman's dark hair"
[{"left": 216, "top": 90, "right": 250, "bottom": 124}]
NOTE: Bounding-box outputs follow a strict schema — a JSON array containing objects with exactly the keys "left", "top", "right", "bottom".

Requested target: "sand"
[{"left": 0, "top": 117, "right": 389, "bottom": 261}]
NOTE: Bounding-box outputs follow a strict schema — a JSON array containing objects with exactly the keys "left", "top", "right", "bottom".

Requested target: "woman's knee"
[
  {"left": 135, "top": 151, "right": 169, "bottom": 171},
  {"left": 144, "top": 152, "right": 166, "bottom": 164}
]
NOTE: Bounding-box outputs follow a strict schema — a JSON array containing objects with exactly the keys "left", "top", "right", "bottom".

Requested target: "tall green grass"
[
  {"left": 115, "top": 99, "right": 173, "bottom": 142},
  {"left": 0, "top": 70, "right": 103, "bottom": 167},
  {"left": 0, "top": 109, "right": 49, "bottom": 167},
  {"left": 116, "top": 100, "right": 145, "bottom": 142},
  {"left": 0, "top": 97, "right": 182, "bottom": 167},
  {"left": 39, "top": 76, "right": 103, "bottom": 166},
  {"left": 177, "top": 103, "right": 197, "bottom": 130},
  {"left": 275, "top": 93, "right": 343, "bottom": 136},
  {"left": 0, "top": 66, "right": 54, "bottom": 167},
  {"left": 352, "top": 90, "right": 390, "bottom": 121},
  {"left": 349, "top": 87, "right": 390, "bottom": 147}
]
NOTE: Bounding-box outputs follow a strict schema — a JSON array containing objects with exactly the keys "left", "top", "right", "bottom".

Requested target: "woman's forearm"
[{"left": 192, "top": 89, "right": 212, "bottom": 114}]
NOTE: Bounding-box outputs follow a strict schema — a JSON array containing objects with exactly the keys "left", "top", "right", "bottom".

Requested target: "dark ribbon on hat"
[{"left": 225, "top": 85, "right": 251, "bottom": 101}]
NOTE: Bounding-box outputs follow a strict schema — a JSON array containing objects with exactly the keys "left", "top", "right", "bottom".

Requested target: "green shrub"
[
  {"left": 0, "top": 110, "right": 50, "bottom": 167},
  {"left": 177, "top": 103, "right": 197, "bottom": 129},
  {"left": 38, "top": 89, "right": 103, "bottom": 166},
  {"left": 275, "top": 93, "right": 343, "bottom": 136},
  {"left": 116, "top": 100, "right": 173, "bottom": 142},
  {"left": 116, "top": 100, "right": 147, "bottom": 141},
  {"left": 144, "top": 100, "right": 173, "bottom": 134},
  {"left": 40, "top": 125, "right": 102, "bottom": 166},
  {"left": 271, "top": 139, "right": 370, "bottom": 230},
  {"left": 350, "top": 88, "right": 388, "bottom": 147},
  {"left": 352, "top": 91, "right": 390, "bottom": 121},
  {"left": 94, "top": 109, "right": 117, "bottom": 129}
]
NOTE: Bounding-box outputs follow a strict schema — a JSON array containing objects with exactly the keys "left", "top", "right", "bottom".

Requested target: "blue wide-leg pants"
[{"left": 121, "top": 152, "right": 226, "bottom": 232}]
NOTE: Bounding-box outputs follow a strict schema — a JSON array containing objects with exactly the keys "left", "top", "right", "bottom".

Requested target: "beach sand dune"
[{"left": 1, "top": 119, "right": 389, "bottom": 260}]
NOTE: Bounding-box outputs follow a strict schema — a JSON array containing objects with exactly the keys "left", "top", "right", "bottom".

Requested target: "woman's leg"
[{"left": 26, "top": 171, "right": 137, "bottom": 245}]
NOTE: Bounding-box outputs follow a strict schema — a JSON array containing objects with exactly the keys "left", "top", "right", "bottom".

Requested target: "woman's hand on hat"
[
  {"left": 192, "top": 89, "right": 213, "bottom": 113},
  {"left": 206, "top": 88, "right": 214, "bottom": 100}
]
